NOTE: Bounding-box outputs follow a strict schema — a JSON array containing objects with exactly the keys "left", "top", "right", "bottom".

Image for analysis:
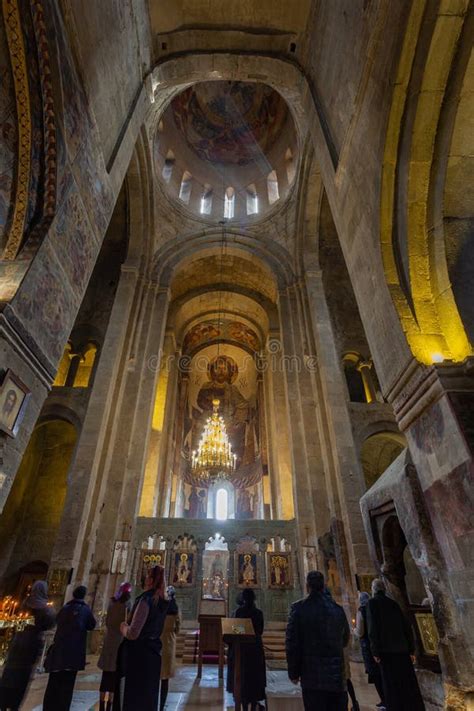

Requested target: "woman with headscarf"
[
  {"left": 353, "top": 591, "right": 385, "bottom": 709},
  {"left": 98, "top": 582, "right": 132, "bottom": 711},
  {"left": 118, "top": 566, "right": 169, "bottom": 711},
  {"left": 159, "top": 586, "right": 180, "bottom": 711},
  {"left": 0, "top": 581, "right": 56, "bottom": 711},
  {"left": 227, "top": 588, "right": 266, "bottom": 711}
]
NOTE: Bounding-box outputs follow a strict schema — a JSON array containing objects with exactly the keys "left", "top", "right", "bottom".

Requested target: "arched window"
[
  {"left": 215, "top": 488, "right": 229, "bottom": 521},
  {"left": 267, "top": 170, "right": 279, "bottom": 204},
  {"left": 200, "top": 185, "right": 213, "bottom": 215},
  {"left": 246, "top": 184, "right": 258, "bottom": 215},
  {"left": 74, "top": 343, "right": 98, "bottom": 387},
  {"left": 53, "top": 342, "right": 72, "bottom": 386},
  {"left": 162, "top": 149, "right": 175, "bottom": 183},
  {"left": 179, "top": 170, "right": 192, "bottom": 204},
  {"left": 224, "top": 187, "right": 235, "bottom": 219},
  {"left": 285, "top": 147, "right": 296, "bottom": 184}
]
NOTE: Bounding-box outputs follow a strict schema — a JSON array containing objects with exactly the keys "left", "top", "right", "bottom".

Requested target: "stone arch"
[
  {"left": 153, "top": 229, "right": 294, "bottom": 290},
  {"left": 123, "top": 127, "right": 154, "bottom": 270},
  {"left": 361, "top": 431, "right": 407, "bottom": 489},
  {"left": 0, "top": 419, "right": 78, "bottom": 587},
  {"left": 380, "top": 0, "right": 473, "bottom": 364}
]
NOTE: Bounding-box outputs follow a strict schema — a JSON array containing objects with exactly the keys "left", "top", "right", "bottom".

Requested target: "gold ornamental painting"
[{"left": 267, "top": 552, "right": 292, "bottom": 589}]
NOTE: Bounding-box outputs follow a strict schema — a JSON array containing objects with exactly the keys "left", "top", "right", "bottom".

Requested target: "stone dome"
[{"left": 154, "top": 81, "right": 299, "bottom": 222}]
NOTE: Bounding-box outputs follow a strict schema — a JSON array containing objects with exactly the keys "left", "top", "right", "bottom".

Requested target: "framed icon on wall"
[
  {"left": 138, "top": 549, "right": 167, "bottom": 588},
  {"left": 0, "top": 369, "right": 30, "bottom": 438},
  {"left": 267, "top": 552, "right": 293, "bottom": 589}
]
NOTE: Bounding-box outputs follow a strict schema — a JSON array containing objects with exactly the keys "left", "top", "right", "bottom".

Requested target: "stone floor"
[{"left": 21, "top": 659, "right": 380, "bottom": 710}]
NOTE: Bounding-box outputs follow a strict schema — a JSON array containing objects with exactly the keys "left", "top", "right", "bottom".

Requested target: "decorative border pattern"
[
  {"left": 26, "top": 0, "right": 56, "bottom": 246},
  {"left": 2, "top": 0, "right": 32, "bottom": 260}
]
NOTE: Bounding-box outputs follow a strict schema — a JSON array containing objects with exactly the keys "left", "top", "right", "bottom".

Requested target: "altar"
[{"left": 130, "top": 518, "right": 303, "bottom": 624}]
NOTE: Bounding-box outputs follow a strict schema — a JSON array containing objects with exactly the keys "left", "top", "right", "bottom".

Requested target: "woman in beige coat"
[{"left": 159, "top": 586, "right": 180, "bottom": 711}]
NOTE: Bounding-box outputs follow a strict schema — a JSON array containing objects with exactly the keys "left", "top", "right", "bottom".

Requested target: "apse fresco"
[
  {"left": 183, "top": 319, "right": 260, "bottom": 355},
  {"left": 178, "top": 344, "right": 265, "bottom": 517},
  {"left": 171, "top": 81, "right": 288, "bottom": 166}
]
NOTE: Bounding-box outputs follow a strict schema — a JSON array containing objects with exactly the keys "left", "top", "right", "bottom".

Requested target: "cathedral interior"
[{"left": 0, "top": 0, "right": 473, "bottom": 708}]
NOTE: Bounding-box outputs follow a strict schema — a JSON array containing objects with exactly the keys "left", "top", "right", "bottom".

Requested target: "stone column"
[
  {"left": 168, "top": 373, "right": 189, "bottom": 518},
  {"left": 387, "top": 358, "right": 474, "bottom": 699},
  {"left": 263, "top": 339, "right": 294, "bottom": 521},
  {"left": 59, "top": 282, "right": 170, "bottom": 611},
  {"left": 94, "top": 284, "right": 170, "bottom": 609},
  {"left": 154, "top": 341, "right": 180, "bottom": 518},
  {"left": 48, "top": 265, "right": 141, "bottom": 591},
  {"left": 140, "top": 333, "right": 177, "bottom": 517},
  {"left": 277, "top": 285, "right": 328, "bottom": 556},
  {"left": 304, "top": 269, "right": 373, "bottom": 595},
  {"left": 357, "top": 360, "right": 377, "bottom": 404}
]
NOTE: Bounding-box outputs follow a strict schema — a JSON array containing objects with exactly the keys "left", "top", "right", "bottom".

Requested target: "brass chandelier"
[
  {"left": 191, "top": 398, "right": 236, "bottom": 482},
  {"left": 191, "top": 220, "right": 237, "bottom": 483}
]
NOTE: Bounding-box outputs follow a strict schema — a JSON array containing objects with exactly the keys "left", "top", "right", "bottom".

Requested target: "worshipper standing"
[
  {"left": 159, "top": 586, "right": 180, "bottom": 711},
  {"left": 43, "top": 585, "right": 96, "bottom": 711},
  {"left": 98, "top": 582, "right": 132, "bottom": 711},
  {"left": 353, "top": 591, "right": 385, "bottom": 709},
  {"left": 0, "top": 581, "right": 56, "bottom": 711},
  {"left": 118, "top": 565, "right": 169, "bottom": 711},
  {"left": 227, "top": 588, "right": 266, "bottom": 711},
  {"left": 366, "top": 578, "right": 425, "bottom": 711},
  {"left": 286, "top": 571, "right": 350, "bottom": 711}
]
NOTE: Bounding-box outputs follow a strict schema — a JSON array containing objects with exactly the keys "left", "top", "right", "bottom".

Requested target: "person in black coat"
[
  {"left": 353, "top": 591, "right": 385, "bottom": 709},
  {"left": 0, "top": 581, "right": 56, "bottom": 711},
  {"left": 286, "top": 570, "right": 350, "bottom": 711},
  {"left": 366, "top": 579, "right": 425, "bottom": 711},
  {"left": 226, "top": 588, "right": 266, "bottom": 710},
  {"left": 43, "top": 585, "right": 96, "bottom": 711}
]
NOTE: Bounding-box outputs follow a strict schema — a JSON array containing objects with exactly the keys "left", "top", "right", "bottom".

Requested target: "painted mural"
[
  {"left": 183, "top": 350, "right": 260, "bottom": 471},
  {"left": 0, "top": 10, "right": 18, "bottom": 249},
  {"left": 183, "top": 319, "right": 260, "bottom": 355},
  {"left": 177, "top": 344, "right": 265, "bottom": 518},
  {"left": 171, "top": 81, "right": 288, "bottom": 166}
]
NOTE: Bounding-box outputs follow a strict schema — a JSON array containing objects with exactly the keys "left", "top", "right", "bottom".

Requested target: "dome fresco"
[{"left": 171, "top": 81, "right": 288, "bottom": 166}]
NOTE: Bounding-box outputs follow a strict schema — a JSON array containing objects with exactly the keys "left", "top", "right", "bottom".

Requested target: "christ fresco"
[{"left": 185, "top": 355, "right": 259, "bottom": 471}]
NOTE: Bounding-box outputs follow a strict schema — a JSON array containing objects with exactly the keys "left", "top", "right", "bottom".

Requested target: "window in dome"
[
  {"left": 200, "top": 185, "right": 213, "bottom": 215},
  {"left": 162, "top": 149, "right": 175, "bottom": 183},
  {"left": 267, "top": 170, "right": 280, "bottom": 204},
  {"left": 224, "top": 187, "right": 235, "bottom": 219},
  {"left": 285, "top": 147, "right": 296, "bottom": 184},
  {"left": 246, "top": 184, "right": 259, "bottom": 215},
  {"left": 179, "top": 170, "right": 192, "bottom": 204}
]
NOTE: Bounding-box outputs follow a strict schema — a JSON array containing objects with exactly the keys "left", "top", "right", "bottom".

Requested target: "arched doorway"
[
  {"left": 0, "top": 419, "right": 77, "bottom": 591},
  {"left": 361, "top": 431, "right": 406, "bottom": 489}
]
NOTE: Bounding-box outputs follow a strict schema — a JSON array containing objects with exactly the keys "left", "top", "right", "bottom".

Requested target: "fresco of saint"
[{"left": 186, "top": 355, "right": 259, "bottom": 471}]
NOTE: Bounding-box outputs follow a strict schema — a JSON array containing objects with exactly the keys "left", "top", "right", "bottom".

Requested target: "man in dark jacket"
[
  {"left": 366, "top": 578, "right": 425, "bottom": 711},
  {"left": 43, "top": 585, "right": 96, "bottom": 711},
  {"left": 286, "top": 571, "right": 350, "bottom": 711}
]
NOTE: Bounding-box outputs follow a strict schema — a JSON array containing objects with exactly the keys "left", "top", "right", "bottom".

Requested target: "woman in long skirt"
[
  {"left": 98, "top": 582, "right": 132, "bottom": 711},
  {"left": 118, "top": 566, "right": 169, "bottom": 711},
  {"left": 159, "top": 586, "right": 180, "bottom": 711}
]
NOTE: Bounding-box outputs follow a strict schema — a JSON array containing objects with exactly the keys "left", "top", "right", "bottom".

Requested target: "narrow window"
[
  {"left": 216, "top": 489, "right": 229, "bottom": 521},
  {"left": 179, "top": 170, "right": 192, "bottom": 204},
  {"left": 224, "top": 187, "right": 235, "bottom": 219},
  {"left": 267, "top": 170, "right": 279, "bottom": 204},
  {"left": 246, "top": 184, "right": 258, "bottom": 215},
  {"left": 162, "top": 149, "right": 175, "bottom": 183},
  {"left": 285, "top": 147, "right": 296, "bottom": 184},
  {"left": 200, "top": 185, "right": 213, "bottom": 215}
]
